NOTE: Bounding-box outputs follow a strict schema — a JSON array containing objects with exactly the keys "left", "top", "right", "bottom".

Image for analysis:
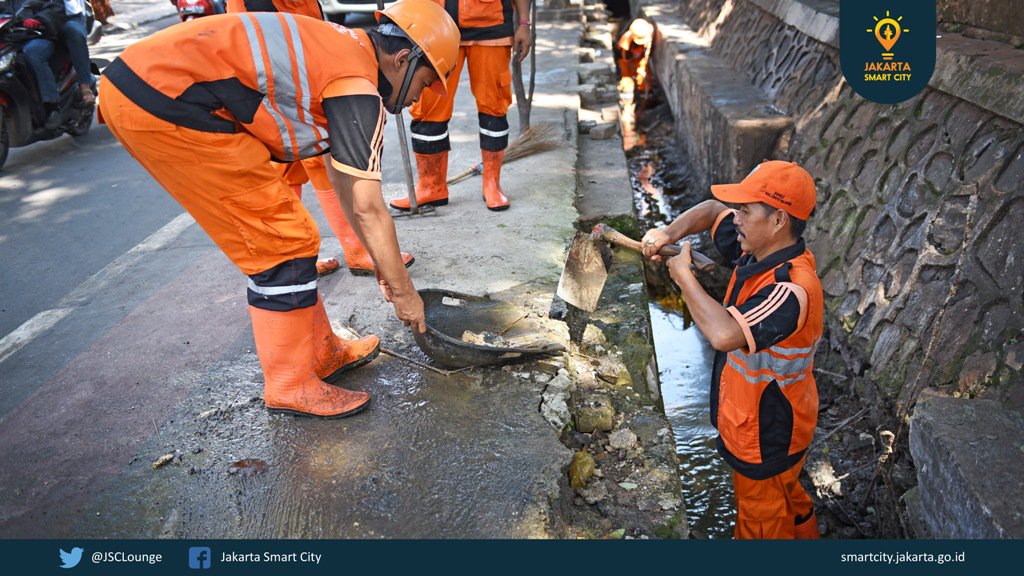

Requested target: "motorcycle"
[
  {"left": 172, "top": 0, "right": 222, "bottom": 22},
  {"left": 0, "top": 2, "right": 97, "bottom": 171}
]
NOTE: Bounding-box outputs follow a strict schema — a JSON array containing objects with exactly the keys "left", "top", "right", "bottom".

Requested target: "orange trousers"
[
  {"left": 276, "top": 156, "right": 332, "bottom": 191},
  {"left": 410, "top": 44, "right": 512, "bottom": 123},
  {"left": 99, "top": 81, "right": 319, "bottom": 276},
  {"left": 732, "top": 455, "right": 817, "bottom": 539}
]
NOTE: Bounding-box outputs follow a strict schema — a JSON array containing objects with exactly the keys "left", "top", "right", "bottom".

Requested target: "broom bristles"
[
  {"left": 506, "top": 123, "right": 560, "bottom": 161},
  {"left": 446, "top": 123, "right": 561, "bottom": 185}
]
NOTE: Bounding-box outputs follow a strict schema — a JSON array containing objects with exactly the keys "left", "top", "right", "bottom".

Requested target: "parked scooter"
[
  {"left": 0, "top": 1, "right": 97, "bottom": 171},
  {"left": 171, "top": 0, "right": 223, "bottom": 22}
]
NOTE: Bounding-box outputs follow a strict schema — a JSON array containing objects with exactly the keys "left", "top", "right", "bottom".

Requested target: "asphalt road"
[
  {"left": 0, "top": 13, "right": 364, "bottom": 403},
  {"left": 0, "top": 12, "right": 380, "bottom": 338}
]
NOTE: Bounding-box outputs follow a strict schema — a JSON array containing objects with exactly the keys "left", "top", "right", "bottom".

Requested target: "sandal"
[{"left": 79, "top": 84, "right": 96, "bottom": 105}]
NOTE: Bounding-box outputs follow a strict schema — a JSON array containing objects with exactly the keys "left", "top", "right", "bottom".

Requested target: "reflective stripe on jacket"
[
  {"left": 103, "top": 13, "right": 377, "bottom": 163},
  {"left": 711, "top": 212, "right": 824, "bottom": 480}
]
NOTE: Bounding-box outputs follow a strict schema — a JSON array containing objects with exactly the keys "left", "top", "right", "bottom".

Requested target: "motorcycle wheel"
[
  {"left": 66, "top": 105, "right": 95, "bottom": 138},
  {"left": 0, "top": 110, "right": 9, "bottom": 172}
]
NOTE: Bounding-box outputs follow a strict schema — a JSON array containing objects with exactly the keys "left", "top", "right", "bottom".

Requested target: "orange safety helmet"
[{"left": 376, "top": 0, "right": 460, "bottom": 97}]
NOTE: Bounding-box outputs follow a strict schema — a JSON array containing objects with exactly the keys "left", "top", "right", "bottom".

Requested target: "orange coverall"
[
  {"left": 615, "top": 18, "right": 655, "bottom": 97},
  {"left": 98, "top": 12, "right": 411, "bottom": 418},
  {"left": 708, "top": 209, "right": 824, "bottom": 539},
  {"left": 393, "top": 0, "right": 530, "bottom": 212}
]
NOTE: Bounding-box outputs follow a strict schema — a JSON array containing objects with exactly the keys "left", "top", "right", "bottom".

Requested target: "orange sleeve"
[{"left": 321, "top": 77, "right": 378, "bottom": 101}]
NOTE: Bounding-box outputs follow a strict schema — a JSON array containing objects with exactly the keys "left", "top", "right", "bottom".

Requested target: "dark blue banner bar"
[{"left": 2, "top": 539, "right": 1017, "bottom": 575}]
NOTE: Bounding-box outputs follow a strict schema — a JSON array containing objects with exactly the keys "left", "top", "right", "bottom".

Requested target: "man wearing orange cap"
[
  {"left": 642, "top": 161, "right": 824, "bottom": 539},
  {"left": 100, "top": 0, "right": 460, "bottom": 418}
]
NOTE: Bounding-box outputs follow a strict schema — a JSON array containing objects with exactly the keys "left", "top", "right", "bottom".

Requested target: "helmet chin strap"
[{"left": 386, "top": 51, "right": 421, "bottom": 114}]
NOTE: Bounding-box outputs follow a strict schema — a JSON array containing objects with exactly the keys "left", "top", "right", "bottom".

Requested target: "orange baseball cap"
[{"left": 710, "top": 161, "right": 816, "bottom": 220}]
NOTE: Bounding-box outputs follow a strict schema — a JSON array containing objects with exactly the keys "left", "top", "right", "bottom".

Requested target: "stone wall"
[
  {"left": 909, "top": 396, "right": 1024, "bottom": 538},
  {"left": 937, "top": 0, "right": 1024, "bottom": 44}
]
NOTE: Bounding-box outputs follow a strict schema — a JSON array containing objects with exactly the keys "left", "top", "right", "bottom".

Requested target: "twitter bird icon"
[{"left": 59, "top": 547, "right": 84, "bottom": 569}]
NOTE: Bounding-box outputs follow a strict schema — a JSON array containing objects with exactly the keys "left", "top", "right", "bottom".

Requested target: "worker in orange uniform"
[
  {"left": 99, "top": 0, "right": 459, "bottom": 418},
  {"left": 226, "top": 0, "right": 416, "bottom": 277},
  {"left": 615, "top": 17, "right": 655, "bottom": 102},
  {"left": 390, "top": 0, "right": 532, "bottom": 212},
  {"left": 641, "top": 161, "right": 824, "bottom": 539}
]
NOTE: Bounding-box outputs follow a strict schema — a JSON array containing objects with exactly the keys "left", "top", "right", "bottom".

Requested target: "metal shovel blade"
[{"left": 556, "top": 231, "right": 608, "bottom": 313}]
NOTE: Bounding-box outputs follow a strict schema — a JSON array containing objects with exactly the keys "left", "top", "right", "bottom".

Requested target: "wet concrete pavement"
[{"left": 0, "top": 5, "right": 601, "bottom": 537}]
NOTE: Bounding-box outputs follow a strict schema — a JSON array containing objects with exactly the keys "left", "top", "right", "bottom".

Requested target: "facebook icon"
[{"left": 188, "top": 547, "right": 211, "bottom": 570}]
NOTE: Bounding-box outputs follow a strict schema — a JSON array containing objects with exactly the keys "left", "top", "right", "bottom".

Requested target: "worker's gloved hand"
[{"left": 21, "top": 18, "right": 42, "bottom": 29}]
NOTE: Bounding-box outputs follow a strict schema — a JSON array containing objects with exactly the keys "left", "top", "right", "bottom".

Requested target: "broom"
[{"left": 447, "top": 123, "right": 561, "bottom": 186}]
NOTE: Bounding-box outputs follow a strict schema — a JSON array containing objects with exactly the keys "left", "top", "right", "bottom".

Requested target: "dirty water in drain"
[{"left": 626, "top": 104, "right": 734, "bottom": 538}]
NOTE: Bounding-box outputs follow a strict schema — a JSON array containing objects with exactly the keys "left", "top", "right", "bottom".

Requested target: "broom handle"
[
  {"left": 377, "top": 0, "right": 419, "bottom": 213},
  {"left": 528, "top": 4, "right": 536, "bottom": 106},
  {"left": 446, "top": 124, "right": 556, "bottom": 185},
  {"left": 448, "top": 162, "right": 484, "bottom": 186},
  {"left": 591, "top": 223, "right": 717, "bottom": 271},
  {"left": 511, "top": 3, "right": 536, "bottom": 132},
  {"left": 394, "top": 115, "right": 419, "bottom": 213}
]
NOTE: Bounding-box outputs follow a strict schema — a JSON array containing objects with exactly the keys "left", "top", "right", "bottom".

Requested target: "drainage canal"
[{"left": 623, "top": 103, "right": 735, "bottom": 539}]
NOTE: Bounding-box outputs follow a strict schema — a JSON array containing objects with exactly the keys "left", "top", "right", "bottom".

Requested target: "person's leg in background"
[
  {"left": 392, "top": 47, "right": 467, "bottom": 211},
  {"left": 100, "top": 82, "right": 378, "bottom": 418},
  {"left": 61, "top": 14, "right": 96, "bottom": 105},
  {"left": 21, "top": 37, "right": 61, "bottom": 128},
  {"left": 273, "top": 160, "right": 341, "bottom": 277},
  {"left": 465, "top": 44, "right": 513, "bottom": 211},
  {"left": 303, "top": 156, "right": 415, "bottom": 275}
]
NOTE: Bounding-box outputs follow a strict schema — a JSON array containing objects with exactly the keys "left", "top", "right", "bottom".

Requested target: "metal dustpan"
[{"left": 413, "top": 289, "right": 565, "bottom": 369}]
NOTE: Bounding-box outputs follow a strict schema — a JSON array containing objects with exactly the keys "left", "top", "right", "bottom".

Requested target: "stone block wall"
[
  {"left": 937, "top": 0, "right": 1024, "bottom": 43},
  {"left": 910, "top": 396, "right": 1024, "bottom": 538},
  {"left": 644, "top": 1, "right": 796, "bottom": 195}
]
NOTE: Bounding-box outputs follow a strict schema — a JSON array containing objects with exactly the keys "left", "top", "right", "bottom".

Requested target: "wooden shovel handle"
[{"left": 591, "top": 223, "right": 717, "bottom": 272}]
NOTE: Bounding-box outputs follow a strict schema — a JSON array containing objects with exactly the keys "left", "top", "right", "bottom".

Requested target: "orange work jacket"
[
  {"left": 710, "top": 210, "right": 824, "bottom": 480},
  {"left": 102, "top": 13, "right": 380, "bottom": 164}
]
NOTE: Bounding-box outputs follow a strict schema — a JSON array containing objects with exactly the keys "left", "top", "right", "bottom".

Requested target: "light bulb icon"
[
  {"left": 875, "top": 18, "right": 900, "bottom": 51},
  {"left": 868, "top": 11, "right": 909, "bottom": 61}
]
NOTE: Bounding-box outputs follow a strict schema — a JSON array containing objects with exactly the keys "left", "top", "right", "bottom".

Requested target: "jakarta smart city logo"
[{"left": 840, "top": 1, "right": 935, "bottom": 104}]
